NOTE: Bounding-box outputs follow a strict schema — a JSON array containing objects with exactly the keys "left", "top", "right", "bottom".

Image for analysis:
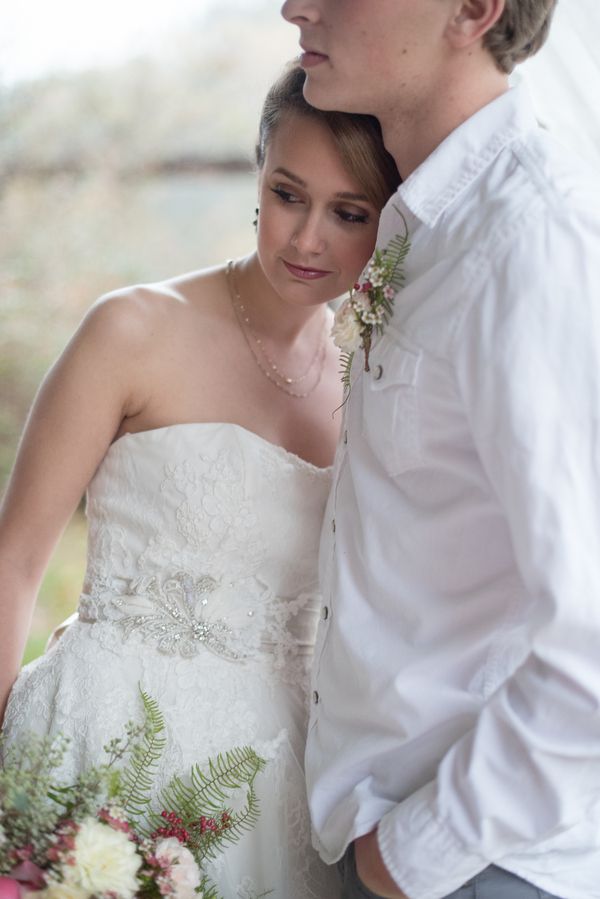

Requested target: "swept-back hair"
[{"left": 484, "top": 0, "right": 558, "bottom": 73}]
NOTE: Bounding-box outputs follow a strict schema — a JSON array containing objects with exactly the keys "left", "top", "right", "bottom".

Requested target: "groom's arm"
[{"left": 363, "top": 199, "right": 600, "bottom": 899}]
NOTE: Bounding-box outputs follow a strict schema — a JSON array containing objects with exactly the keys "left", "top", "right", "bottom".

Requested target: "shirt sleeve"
[{"left": 377, "top": 200, "right": 600, "bottom": 899}]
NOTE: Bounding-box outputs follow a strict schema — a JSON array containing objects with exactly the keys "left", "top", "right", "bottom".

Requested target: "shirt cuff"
[{"left": 376, "top": 781, "right": 487, "bottom": 899}]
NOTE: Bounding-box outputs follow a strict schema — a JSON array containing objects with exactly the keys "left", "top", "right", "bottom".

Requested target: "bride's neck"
[{"left": 232, "top": 252, "right": 327, "bottom": 347}]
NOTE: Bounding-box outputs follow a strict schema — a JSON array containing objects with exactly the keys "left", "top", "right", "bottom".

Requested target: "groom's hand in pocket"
[{"left": 354, "top": 830, "right": 409, "bottom": 899}]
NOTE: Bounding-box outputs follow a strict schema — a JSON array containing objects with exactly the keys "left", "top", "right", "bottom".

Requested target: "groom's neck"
[{"left": 381, "top": 58, "right": 510, "bottom": 181}]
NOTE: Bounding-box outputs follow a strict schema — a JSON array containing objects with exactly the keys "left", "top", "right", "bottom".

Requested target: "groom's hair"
[{"left": 484, "top": 0, "right": 558, "bottom": 73}]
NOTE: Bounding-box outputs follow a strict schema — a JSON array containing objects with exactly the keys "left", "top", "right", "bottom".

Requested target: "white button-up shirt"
[{"left": 307, "top": 86, "right": 600, "bottom": 899}]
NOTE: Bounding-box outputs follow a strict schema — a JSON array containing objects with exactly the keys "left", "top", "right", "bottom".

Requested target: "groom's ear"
[{"left": 445, "top": 0, "right": 506, "bottom": 49}]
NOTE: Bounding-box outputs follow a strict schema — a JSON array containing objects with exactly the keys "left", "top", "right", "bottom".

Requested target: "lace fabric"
[{"left": 2, "top": 422, "right": 338, "bottom": 898}]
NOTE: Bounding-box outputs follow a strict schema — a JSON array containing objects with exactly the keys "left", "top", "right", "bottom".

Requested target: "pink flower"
[
  {"left": 0, "top": 861, "right": 47, "bottom": 898},
  {"left": 0, "top": 878, "right": 21, "bottom": 899},
  {"left": 154, "top": 839, "right": 201, "bottom": 899},
  {"left": 98, "top": 808, "right": 131, "bottom": 835}
]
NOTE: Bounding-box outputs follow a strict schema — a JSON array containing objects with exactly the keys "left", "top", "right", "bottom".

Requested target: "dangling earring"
[{"left": 253, "top": 207, "right": 259, "bottom": 231}]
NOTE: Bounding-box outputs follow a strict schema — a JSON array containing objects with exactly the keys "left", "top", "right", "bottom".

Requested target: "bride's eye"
[
  {"left": 336, "top": 207, "right": 370, "bottom": 225},
  {"left": 271, "top": 186, "right": 302, "bottom": 204}
]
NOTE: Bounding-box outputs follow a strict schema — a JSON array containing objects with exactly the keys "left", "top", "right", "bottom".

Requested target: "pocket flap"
[{"left": 368, "top": 336, "right": 421, "bottom": 391}]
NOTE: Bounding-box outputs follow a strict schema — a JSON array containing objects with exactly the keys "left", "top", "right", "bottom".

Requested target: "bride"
[{"left": 0, "top": 65, "right": 399, "bottom": 897}]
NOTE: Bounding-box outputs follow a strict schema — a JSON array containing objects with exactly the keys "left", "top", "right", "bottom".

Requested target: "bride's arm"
[{"left": 0, "top": 291, "right": 152, "bottom": 724}]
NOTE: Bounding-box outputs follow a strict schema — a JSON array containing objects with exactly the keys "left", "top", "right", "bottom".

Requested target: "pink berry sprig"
[
  {"left": 192, "top": 811, "right": 231, "bottom": 837},
  {"left": 150, "top": 810, "right": 189, "bottom": 844}
]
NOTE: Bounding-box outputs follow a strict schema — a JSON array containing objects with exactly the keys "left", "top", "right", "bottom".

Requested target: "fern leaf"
[
  {"left": 154, "top": 746, "right": 264, "bottom": 826},
  {"left": 190, "top": 782, "right": 262, "bottom": 865},
  {"left": 149, "top": 746, "right": 266, "bottom": 865},
  {"left": 198, "top": 875, "right": 221, "bottom": 899},
  {"left": 118, "top": 687, "right": 167, "bottom": 820},
  {"left": 340, "top": 350, "right": 354, "bottom": 391},
  {"left": 386, "top": 208, "right": 411, "bottom": 291}
]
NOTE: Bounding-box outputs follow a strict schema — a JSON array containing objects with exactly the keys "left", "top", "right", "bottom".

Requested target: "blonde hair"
[
  {"left": 484, "top": 0, "right": 558, "bottom": 74},
  {"left": 256, "top": 64, "right": 400, "bottom": 210}
]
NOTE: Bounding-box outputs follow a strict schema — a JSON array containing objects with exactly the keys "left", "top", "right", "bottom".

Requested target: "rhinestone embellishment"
[{"left": 116, "top": 572, "right": 241, "bottom": 659}]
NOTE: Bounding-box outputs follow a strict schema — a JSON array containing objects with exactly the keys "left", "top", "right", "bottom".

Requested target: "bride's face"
[{"left": 256, "top": 112, "right": 380, "bottom": 307}]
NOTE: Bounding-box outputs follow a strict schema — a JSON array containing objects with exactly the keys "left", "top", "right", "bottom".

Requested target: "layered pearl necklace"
[{"left": 226, "top": 259, "right": 327, "bottom": 399}]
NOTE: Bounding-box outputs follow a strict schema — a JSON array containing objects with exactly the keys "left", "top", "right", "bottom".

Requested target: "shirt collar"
[{"left": 392, "top": 85, "right": 538, "bottom": 229}]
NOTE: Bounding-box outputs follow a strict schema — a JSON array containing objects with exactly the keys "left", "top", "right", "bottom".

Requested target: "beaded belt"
[
  {"left": 78, "top": 571, "right": 269, "bottom": 660},
  {"left": 78, "top": 571, "right": 320, "bottom": 665}
]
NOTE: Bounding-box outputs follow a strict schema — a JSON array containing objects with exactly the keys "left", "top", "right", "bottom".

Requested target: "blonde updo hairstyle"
[{"left": 256, "top": 64, "right": 400, "bottom": 212}]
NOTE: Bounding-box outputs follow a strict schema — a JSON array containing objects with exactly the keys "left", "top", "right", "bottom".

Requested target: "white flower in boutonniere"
[
  {"left": 331, "top": 300, "right": 363, "bottom": 353},
  {"left": 331, "top": 209, "right": 410, "bottom": 390}
]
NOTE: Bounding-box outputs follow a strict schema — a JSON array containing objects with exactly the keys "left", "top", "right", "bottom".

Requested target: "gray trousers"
[{"left": 338, "top": 843, "right": 564, "bottom": 899}]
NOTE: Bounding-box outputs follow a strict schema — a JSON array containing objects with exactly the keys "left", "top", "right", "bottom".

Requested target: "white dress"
[{"left": 2, "top": 422, "right": 339, "bottom": 899}]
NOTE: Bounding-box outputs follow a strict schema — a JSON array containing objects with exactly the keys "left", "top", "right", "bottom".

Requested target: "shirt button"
[
  {"left": 313, "top": 690, "right": 320, "bottom": 705},
  {"left": 373, "top": 364, "right": 384, "bottom": 381},
  {"left": 332, "top": 518, "right": 336, "bottom": 533},
  {"left": 343, "top": 429, "right": 348, "bottom": 445},
  {"left": 322, "top": 605, "right": 329, "bottom": 621}
]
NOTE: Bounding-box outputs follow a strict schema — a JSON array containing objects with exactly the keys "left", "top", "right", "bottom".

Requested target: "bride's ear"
[{"left": 445, "top": 0, "right": 505, "bottom": 49}]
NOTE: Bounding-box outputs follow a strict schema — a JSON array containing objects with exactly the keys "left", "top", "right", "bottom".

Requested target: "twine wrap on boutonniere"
[{"left": 331, "top": 208, "right": 410, "bottom": 392}]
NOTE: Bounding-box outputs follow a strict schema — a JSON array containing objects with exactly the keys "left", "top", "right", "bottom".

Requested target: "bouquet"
[{"left": 0, "top": 690, "right": 266, "bottom": 899}]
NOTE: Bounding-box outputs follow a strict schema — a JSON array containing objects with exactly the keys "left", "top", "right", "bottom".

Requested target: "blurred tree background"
[{"left": 0, "top": 1, "right": 297, "bottom": 661}]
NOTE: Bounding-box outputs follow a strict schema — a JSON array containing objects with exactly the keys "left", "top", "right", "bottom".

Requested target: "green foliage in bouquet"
[
  {"left": 0, "top": 687, "right": 267, "bottom": 897},
  {"left": 0, "top": 732, "right": 70, "bottom": 871},
  {"left": 154, "top": 745, "right": 264, "bottom": 863}
]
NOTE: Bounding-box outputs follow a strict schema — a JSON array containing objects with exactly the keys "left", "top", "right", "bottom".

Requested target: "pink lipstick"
[{"left": 283, "top": 260, "right": 331, "bottom": 280}]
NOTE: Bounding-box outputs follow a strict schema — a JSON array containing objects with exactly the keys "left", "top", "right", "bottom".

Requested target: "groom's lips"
[{"left": 300, "top": 48, "right": 329, "bottom": 68}]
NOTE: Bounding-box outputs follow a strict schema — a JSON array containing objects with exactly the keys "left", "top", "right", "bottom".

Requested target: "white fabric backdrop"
[{"left": 518, "top": 0, "right": 600, "bottom": 168}]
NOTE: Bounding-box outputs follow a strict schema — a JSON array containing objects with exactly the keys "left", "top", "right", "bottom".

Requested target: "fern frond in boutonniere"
[{"left": 331, "top": 208, "right": 410, "bottom": 386}]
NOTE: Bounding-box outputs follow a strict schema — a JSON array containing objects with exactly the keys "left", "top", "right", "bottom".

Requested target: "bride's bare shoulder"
[
  {"left": 81, "top": 263, "right": 228, "bottom": 350},
  {"left": 163, "top": 263, "right": 230, "bottom": 317}
]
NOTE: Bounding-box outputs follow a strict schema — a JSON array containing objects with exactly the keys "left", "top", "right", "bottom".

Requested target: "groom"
[{"left": 282, "top": 2, "right": 600, "bottom": 898}]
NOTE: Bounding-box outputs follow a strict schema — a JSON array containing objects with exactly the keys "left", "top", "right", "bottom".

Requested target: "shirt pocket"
[{"left": 361, "top": 335, "right": 423, "bottom": 476}]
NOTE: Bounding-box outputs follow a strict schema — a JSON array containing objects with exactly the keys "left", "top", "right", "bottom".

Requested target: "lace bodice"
[{"left": 78, "top": 422, "right": 331, "bottom": 671}]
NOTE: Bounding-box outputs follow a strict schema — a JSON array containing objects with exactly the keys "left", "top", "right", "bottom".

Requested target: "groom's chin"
[
  {"left": 301, "top": 77, "right": 333, "bottom": 111},
  {"left": 301, "top": 76, "right": 351, "bottom": 114},
  {"left": 300, "top": 69, "right": 378, "bottom": 119}
]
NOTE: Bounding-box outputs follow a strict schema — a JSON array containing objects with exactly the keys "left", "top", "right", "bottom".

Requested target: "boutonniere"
[{"left": 331, "top": 209, "right": 410, "bottom": 389}]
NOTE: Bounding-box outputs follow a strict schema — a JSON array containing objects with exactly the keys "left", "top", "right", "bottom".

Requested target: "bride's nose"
[{"left": 290, "top": 212, "right": 327, "bottom": 256}]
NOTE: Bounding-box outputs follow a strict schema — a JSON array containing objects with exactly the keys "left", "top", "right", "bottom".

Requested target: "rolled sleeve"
[{"left": 378, "top": 781, "right": 486, "bottom": 899}]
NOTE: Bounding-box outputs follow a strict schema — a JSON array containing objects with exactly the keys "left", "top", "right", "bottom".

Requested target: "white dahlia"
[{"left": 67, "top": 817, "right": 141, "bottom": 898}]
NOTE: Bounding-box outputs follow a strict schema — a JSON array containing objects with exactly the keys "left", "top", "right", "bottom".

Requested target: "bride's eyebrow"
[
  {"left": 334, "top": 190, "right": 370, "bottom": 203},
  {"left": 272, "top": 166, "right": 306, "bottom": 186},
  {"left": 272, "top": 167, "right": 369, "bottom": 203}
]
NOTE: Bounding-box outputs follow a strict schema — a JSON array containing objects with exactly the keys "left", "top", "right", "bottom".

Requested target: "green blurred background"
[{"left": 1, "top": 2, "right": 297, "bottom": 661}]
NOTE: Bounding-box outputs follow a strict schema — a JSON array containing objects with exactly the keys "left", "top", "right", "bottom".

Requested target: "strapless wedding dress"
[{"left": 2, "top": 422, "right": 339, "bottom": 899}]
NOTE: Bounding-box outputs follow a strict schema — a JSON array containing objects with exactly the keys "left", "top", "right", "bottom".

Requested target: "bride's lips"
[
  {"left": 283, "top": 260, "right": 332, "bottom": 280},
  {"left": 300, "top": 49, "right": 329, "bottom": 68}
]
